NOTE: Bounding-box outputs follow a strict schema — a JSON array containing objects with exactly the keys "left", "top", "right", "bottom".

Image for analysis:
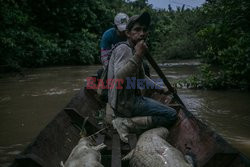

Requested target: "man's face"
[{"left": 126, "top": 23, "right": 148, "bottom": 45}]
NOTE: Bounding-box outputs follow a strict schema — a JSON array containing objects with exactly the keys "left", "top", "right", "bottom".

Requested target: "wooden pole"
[{"left": 145, "top": 53, "right": 187, "bottom": 108}]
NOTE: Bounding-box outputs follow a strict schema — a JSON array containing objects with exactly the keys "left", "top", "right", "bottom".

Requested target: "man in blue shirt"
[{"left": 100, "top": 13, "right": 129, "bottom": 67}]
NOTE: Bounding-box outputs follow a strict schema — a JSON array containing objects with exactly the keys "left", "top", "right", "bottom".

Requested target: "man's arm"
[
  {"left": 100, "top": 31, "right": 112, "bottom": 66},
  {"left": 144, "top": 75, "right": 169, "bottom": 94}
]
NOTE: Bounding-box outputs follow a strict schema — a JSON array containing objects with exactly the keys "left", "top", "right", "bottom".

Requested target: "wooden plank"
[
  {"left": 64, "top": 108, "right": 99, "bottom": 129},
  {"left": 128, "top": 134, "right": 137, "bottom": 149},
  {"left": 204, "top": 153, "right": 238, "bottom": 167},
  {"left": 168, "top": 103, "right": 181, "bottom": 111},
  {"left": 111, "top": 134, "right": 121, "bottom": 167},
  {"left": 64, "top": 108, "right": 113, "bottom": 138}
]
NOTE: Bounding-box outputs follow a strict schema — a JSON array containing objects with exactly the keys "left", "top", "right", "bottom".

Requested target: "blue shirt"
[
  {"left": 100, "top": 28, "right": 123, "bottom": 50},
  {"left": 100, "top": 28, "right": 125, "bottom": 66}
]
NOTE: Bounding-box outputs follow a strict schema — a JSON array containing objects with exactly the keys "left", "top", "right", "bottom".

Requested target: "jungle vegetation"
[{"left": 0, "top": 0, "right": 249, "bottom": 89}]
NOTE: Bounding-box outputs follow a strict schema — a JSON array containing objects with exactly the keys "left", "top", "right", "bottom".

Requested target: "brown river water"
[{"left": 0, "top": 60, "right": 250, "bottom": 166}]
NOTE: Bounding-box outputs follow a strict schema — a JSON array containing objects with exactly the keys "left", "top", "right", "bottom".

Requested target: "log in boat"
[{"left": 10, "top": 85, "right": 250, "bottom": 167}]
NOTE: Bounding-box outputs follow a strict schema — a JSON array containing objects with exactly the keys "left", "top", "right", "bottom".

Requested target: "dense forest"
[{"left": 0, "top": 0, "right": 249, "bottom": 89}]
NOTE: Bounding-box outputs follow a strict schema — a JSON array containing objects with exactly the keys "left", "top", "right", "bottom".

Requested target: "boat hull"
[{"left": 10, "top": 88, "right": 250, "bottom": 167}]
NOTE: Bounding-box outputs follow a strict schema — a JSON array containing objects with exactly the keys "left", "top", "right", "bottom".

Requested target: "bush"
[{"left": 184, "top": 0, "right": 250, "bottom": 89}]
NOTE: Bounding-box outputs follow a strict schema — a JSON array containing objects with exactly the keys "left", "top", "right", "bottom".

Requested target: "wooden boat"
[{"left": 10, "top": 85, "right": 250, "bottom": 167}]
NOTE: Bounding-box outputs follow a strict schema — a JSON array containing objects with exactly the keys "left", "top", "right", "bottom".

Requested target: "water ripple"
[
  {"left": 22, "top": 88, "right": 68, "bottom": 97},
  {"left": 0, "top": 96, "right": 11, "bottom": 103},
  {"left": 159, "top": 61, "right": 201, "bottom": 67}
]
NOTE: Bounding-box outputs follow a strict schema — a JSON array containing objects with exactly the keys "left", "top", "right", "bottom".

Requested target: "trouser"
[{"left": 132, "top": 96, "right": 177, "bottom": 127}]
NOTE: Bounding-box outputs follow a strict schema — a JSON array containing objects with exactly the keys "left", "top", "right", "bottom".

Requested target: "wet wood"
[
  {"left": 145, "top": 52, "right": 186, "bottom": 108},
  {"left": 64, "top": 107, "right": 99, "bottom": 130},
  {"left": 203, "top": 153, "right": 238, "bottom": 167},
  {"left": 111, "top": 134, "right": 121, "bottom": 167}
]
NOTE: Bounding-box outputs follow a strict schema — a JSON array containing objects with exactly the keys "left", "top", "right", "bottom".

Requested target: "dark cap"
[{"left": 126, "top": 12, "right": 151, "bottom": 31}]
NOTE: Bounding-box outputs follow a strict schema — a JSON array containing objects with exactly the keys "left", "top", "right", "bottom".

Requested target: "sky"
[{"left": 140, "top": 0, "right": 206, "bottom": 10}]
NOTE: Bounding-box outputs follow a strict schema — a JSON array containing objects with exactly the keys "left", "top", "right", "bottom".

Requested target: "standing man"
[
  {"left": 100, "top": 13, "right": 129, "bottom": 67},
  {"left": 107, "top": 12, "right": 177, "bottom": 143}
]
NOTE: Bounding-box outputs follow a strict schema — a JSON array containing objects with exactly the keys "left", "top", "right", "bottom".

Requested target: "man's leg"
[
  {"left": 133, "top": 96, "right": 177, "bottom": 127},
  {"left": 112, "top": 96, "right": 177, "bottom": 143},
  {"left": 112, "top": 116, "right": 152, "bottom": 143}
]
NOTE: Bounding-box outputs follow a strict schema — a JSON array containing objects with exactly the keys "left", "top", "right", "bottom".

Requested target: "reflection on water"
[
  {"left": 0, "top": 143, "right": 27, "bottom": 167},
  {"left": 178, "top": 89, "right": 250, "bottom": 157},
  {"left": 0, "top": 62, "right": 250, "bottom": 165},
  {"left": 159, "top": 59, "right": 201, "bottom": 67}
]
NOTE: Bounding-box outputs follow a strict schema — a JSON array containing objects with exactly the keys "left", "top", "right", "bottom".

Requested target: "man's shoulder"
[
  {"left": 101, "top": 28, "right": 117, "bottom": 49},
  {"left": 114, "top": 42, "right": 131, "bottom": 51},
  {"left": 103, "top": 27, "right": 116, "bottom": 36},
  {"left": 112, "top": 42, "right": 132, "bottom": 58}
]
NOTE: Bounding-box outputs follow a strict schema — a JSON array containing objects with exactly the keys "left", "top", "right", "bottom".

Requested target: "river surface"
[{"left": 0, "top": 61, "right": 250, "bottom": 166}]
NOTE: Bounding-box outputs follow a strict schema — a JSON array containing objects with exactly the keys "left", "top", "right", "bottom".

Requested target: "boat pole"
[{"left": 145, "top": 53, "right": 187, "bottom": 109}]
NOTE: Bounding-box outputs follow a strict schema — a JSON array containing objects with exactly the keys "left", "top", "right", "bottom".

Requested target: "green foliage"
[
  {"left": 184, "top": 64, "right": 228, "bottom": 89},
  {"left": 0, "top": 0, "right": 107, "bottom": 69},
  {"left": 0, "top": 0, "right": 203, "bottom": 69},
  {"left": 0, "top": 0, "right": 155, "bottom": 70},
  {"left": 60, "top": 29, "right": 98, "bottom": 65},
  {"left": 151, "top": 8, "right": 206, "bottom": 61},
  {"left": 1, "top": 0, "right": 249, "bottom": 89},
  {"left": 188, "top": 0, "right": 250, "bottom": 89}
]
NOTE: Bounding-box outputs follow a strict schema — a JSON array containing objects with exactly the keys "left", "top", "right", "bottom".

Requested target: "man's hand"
[
  {"left": 159, "top": 86, "right": 178, "bottom": 95},
  {"left": 135, "top": 40, "right": 148, "bottom": 58},
  {"left": 157, "top": 87, "right": 172, "bottom": 95}
]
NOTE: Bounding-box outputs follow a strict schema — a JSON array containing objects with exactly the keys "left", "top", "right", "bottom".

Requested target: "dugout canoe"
[{"left": 10, "top": 86, "right": 250, "bottom": 167}]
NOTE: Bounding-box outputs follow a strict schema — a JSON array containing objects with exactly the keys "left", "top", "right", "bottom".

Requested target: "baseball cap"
[
  {"left": 114, "top": 13, "right": 129, "bottom": 32},
  {"left": 126, "top": 12, "right": 151, "bottom": 31}
]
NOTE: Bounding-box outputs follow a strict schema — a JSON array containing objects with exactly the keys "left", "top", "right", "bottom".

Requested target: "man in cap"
[
  {"left": 100, "top": 13, "right": 129, "bottom": 67},
  {"left": 99, "top": 13, "right": 150, "bottom": 76},
  {"left": 107, "top": 12, "right": 177, "bottom": 143}
]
